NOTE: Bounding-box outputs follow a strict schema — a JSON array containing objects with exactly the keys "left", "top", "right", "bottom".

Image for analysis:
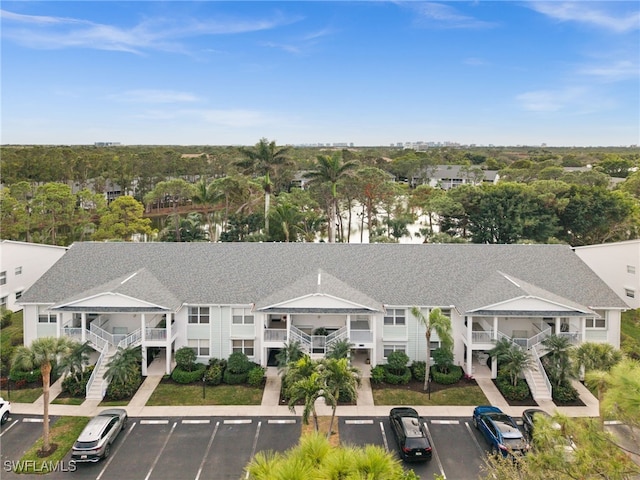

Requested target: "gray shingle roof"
[{"left": 20, "top": 243, "right": 628, "bottom": 313}]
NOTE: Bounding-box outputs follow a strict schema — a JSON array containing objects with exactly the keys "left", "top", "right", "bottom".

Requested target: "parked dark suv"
[{"left": 389, "top": 407, "right": 433, "bottom": 462}]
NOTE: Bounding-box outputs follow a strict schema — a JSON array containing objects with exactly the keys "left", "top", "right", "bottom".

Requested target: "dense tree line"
[{"left": 1, "top": 142, "right": 638, "bottom": 246}]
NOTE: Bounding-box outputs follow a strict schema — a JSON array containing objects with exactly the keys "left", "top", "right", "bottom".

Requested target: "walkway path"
[{"left": 13, "top": 363, "right": 600, "bottom": 420}]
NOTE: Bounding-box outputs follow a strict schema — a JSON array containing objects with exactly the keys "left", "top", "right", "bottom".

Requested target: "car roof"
[
  {"left": 486, "top": 414, "right": 522, "bottom": 438},
  {"left": 77, "top": 416, "right": 114, "bottom": 442},
  {"left": 97, "top": 408, "right": 125, "bottom": 417},
  {"left": 391, "top": 407, "right": 419, "bottom": 417}
]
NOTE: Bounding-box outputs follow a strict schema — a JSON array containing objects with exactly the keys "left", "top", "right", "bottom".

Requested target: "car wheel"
[
  {"left": 473, "top": 416, "right": 478, "bottom": 429},
  {"left": 490, "top": 444, "right": 498, "bottom": 457},
  {"left": 103, "top": 443, "right": 111, "bottom": 459},
  {"left": 1, "top": 412, "right": 8, "bottom": 425}
]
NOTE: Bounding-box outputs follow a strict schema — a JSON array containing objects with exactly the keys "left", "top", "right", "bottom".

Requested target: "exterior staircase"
[{"left": 85, "top": 345, "right": 118, "bottom": 400}]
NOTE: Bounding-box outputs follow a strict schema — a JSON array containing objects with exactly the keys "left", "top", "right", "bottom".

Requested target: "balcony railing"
[
  {"left": 350, "top": 330, "right": 373, "bottom": 344},
  {"left": 264, "top": 329, "right": 287, "bottom": 342},
  {"left": 471, "top": 330, "right": 494, "bottom": 343}
]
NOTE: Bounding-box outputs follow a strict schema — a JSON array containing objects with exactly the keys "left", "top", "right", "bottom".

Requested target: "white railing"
[
  {"left": 118, "top": 328, "right": 141, "bottom": 348},
  {"left": 85, "top": 342, "right": 109, "bottom": 398},
  {"left": 62, "top": 326, "right": 83, "bottom": 342},
  {"left": 264, "top": 329, "right": 287, "bottom": 342},
  {"left": 558, "top": 331, "right": 582, "bottom": 345},
  {"left": 527, "top": 327, "right": 552, "bottom": 350},
  {"left": 530, "top": 345, "right": 552, "bottom": 399},
  {"left": 472, "top": 330, "right": 494, "bottom": 343},
  {"left": 350, "top": 330, "right": 373, "bottom": 343},
  {"left": 326, "top": 326, "right": 348, "bottom": 345},
  {"left": 290, "top": 326, "right": 311, "bottom": 353},
  {"left": 87, "top": 329, "right": 108, "bottom": 351},
  {"left": 90, "top": 323, "right": 116, "bottom": 346},
  {"left": 145, "top": 327, "right": 168, "bottom": 341},
  {"left": 311, "top": 335, "right": 326, "bottom": 352}
]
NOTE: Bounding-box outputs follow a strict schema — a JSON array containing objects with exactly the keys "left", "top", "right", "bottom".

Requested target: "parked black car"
[{"left": 389, "top": 407, "right": 433, "bottom": 462}]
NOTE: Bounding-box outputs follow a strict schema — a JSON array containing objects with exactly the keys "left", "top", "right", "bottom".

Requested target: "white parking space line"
[
  {"left": 0, "top": 419, "right": 19, "bottom": 437},
  {"left": 22, "top": 418, "right": 44, "bottom": 423},
  {"left": 195, "top": 421, "right": 219, "bottom": 480},
  {"left": 96, "top": 422, "right": 137, "bottom": 480},
  {"left": 182, "top": 419, "right": 210, "bottom": 424},
  {"left": 245, "top": 421, "right": 262, "bottom": 479},
  {"left": 379, "top": 422, "right": 389, "bottom": 452},
  {"left": 224, "top": 419, "right": 252, "bottom": 424},
  {"left": 267, "top": 419, "right": 296, "bottom": 424},
  {"left": 431, "top": 420, "right": 459, "bottom": 425},
  {"left": 140, "top": 419, "right": 169, "bottom": 425},
  {"left": 345, "top": 420, "right": 374, "bottom": 425},
  {"left": 144, "top": 421, "right": 177, "bottom": 480},
  {"left": 423, "top": 421, "right": 446, "bottom": 479},
  {"left": 464, "top": 421, "right": 486, "bottom": 456}
]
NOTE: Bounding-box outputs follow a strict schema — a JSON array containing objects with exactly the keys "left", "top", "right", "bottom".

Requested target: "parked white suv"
[{"left": 0, "top": 397, "right": 10, "bottom": 425}]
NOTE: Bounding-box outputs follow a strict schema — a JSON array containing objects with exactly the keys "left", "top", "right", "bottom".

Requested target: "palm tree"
[
  {"left": 275, "top": 341, "right": 305, "bottom": 371},
  {"left": 541, "top": 334, "right": 573, "bottom": 387},
  {"left": 57, "top": 341, "right": 92, "bottom": 382},
  {"left": 572, "top": 342, "right": 622, "bottom": 379},
  {"left": 270, "top": 202, "right": 302, "bottom": 242},
  {"left": 12, "top": 337, "right": 76, "bottom": 454},
  {"left": 105, "top": 346, "right": 142, "bottom": 386},
  {"left": 191, "top": 178, "right": 219, "bottom": 241},
  {"left": 410, "top": 307, "right": 453, "bottom": 390},
  {"left": 287, "top": 371, "right": 325, "bottom": 431},
  {"left": 236, "top": 138, "right": 292, "bottom": 235},
  {"left": 326, "top": 339, "right": 354, "bottom": 360},
  {"left": 488, "top": 338, "right": 534, "bottom": 387},
  {"left": 596, "top": 358, "right": 640, "bottom": 430},
  {"left": 305, "top": 153, "right": 358, "bottom": 242},
  {"left": 321, "top": 358, "right": 361, "bottom": 440}
]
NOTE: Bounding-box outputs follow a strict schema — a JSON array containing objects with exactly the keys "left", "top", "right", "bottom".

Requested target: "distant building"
[
  {"left": 0, "top": 240, "right": 68, "bottom": 312},
  {"left": 573, "top": 240, "right": 640, "bottom": 309},
  {"left": 412, "top": 165, "right": 499, "bottom": 190},
  {"left": 94, "top": 142, "right": 121, "bottom": 147}
]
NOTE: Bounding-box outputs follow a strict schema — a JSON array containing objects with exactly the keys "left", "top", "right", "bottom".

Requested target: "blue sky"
[{"left": 2, "top": 1, "right": 639, "bottom": 147}]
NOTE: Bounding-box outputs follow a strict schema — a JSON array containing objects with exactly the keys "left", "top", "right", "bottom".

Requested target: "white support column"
[
  {"left": 81, "top": 313, "right": 86, "bottom": 342},
  {"left": 491, "top": 316, "right": 498, "bottom": 378},
  {"left": 56, "top": 312, "right": 61, "bottom": 338},
  {"left": 581, "top": 316, "right": 586, "bottom": 343},
  {"left": 466, "top": 316, "right": 473, "bottom": 376},
  {"left": 555, "top": 317, "right": 561, "bottom": 334},
  {"left": 165, "top": 313, "right": 172, "bottom": 375},
  {"left": 141, "top": 313, "right": 147, "bottom": 376}
]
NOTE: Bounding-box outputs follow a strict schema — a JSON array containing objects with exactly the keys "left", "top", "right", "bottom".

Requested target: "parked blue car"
[{"left": 472, "top": 406, "right": 529, "bottom": 458}]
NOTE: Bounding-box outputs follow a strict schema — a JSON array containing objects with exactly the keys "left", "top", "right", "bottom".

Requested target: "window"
[
  {"left": 0, "top": 296, "right": 7, "bottom": 308},
  {"left": 188, "top": 339, "right": 210, "bottom": 356},
  {"left": 232, "top": 339, "right": 254, "bottom": 356},
  {"left": 384, "top": 308, "right": 406, "bottom": 326},
  {"left": 15, "top": 291, "right": 23, "bottom": 300},
  {"left": 626, "top": 289, "right": 635, "bottom": 299},
  {"left": 586, "top": 317, "right": 606, "bottom": 329},
  {"left": 188, "top": 306, "right": 210, "bottom": 324},
  {"left": 38, "top": 313, "right": 57, "bottom": 323},
  {"left": 15, "top": 266, "right": 22, "bottom": 276},
  {"left": 232, "top": 308, "right": 254, "bottom": 325},
  {"left": 383, "top": 344, "right": 406, "bottom": 358},
  {"left": 628, "top": 265, "right": 636, "bottom": 274},
  {"left": 0, "top": 271, "right": 6, "bottom": 286}
]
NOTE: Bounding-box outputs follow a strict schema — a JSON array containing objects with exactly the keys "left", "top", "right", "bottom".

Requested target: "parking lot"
[{"left": 1, "top": 414, "right": 494, "bottom": 479}]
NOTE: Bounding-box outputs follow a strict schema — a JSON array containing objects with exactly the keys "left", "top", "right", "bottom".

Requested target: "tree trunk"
[
  {"left": 42, "top": 362, "right": 52, "bottom": 452},
  {"left": 328, "top": 199, "right": 336, "bottom": 243},
  {"left": 264, "top": 191, "right": 270, "bottom": 235},
  {"left": 424, "top": 330, "right": 431, "bottom": 391}
]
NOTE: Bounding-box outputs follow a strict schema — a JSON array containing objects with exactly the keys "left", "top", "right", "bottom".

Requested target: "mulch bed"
[
  {"left": 372, "top": 376, "right": 479, "bottom": 395},
  {"left": 491, "top": 379, "right": 538, "bottom": 407}
]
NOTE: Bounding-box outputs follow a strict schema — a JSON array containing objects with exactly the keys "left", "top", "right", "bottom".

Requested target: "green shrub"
[
  {"left": 208, "top": 357, "right": 227, "bottom": 370},
  {"left": 432, "top": 348, "right": 454, "bottom": 374},
  {"left": 227, "top": 352, "right": 252, "bottom": 374},
  {"left": 383, "top": 366, "right": 412, "bottom": 385},
  {"left": 247, "top": 366, "right": 266, "bottom": 387},
  {"left": 430, "top": 365, "right": 463, "bottom": 384},
  {"left": 106, "top": 375, "right": 142, "bottom": 400},
  {"left": 175, "top": 346, "right": 198, "bottom": 371},
  {"left": 204, "top": 363, "right": 224, "bottom": 386},
  {"left": 0, "top": 309, "right": 12, "bottom": 329},
  {"left": 410, "top": 361, "right": 426, "bottom": 382},
  {"left": 553, "top": 381, "right": 579, "bottom": 403},
  {"left": 496, "top": 376, "right": 531, "bottom": 401},
  {"left": 223, "top": 370, "right": 248, "bottom": 385},
  {"left": 386, "top": 351, "right": 410, "bottom": 375},
  {"left": 370, "top": 365, "right": 386, "bottom": 384},
  {"left": 61, "top": 366, "right": 94, "bottom": 397},
  {"left": 9, "top": 367, "right": 41, "bottom": 383},
  {"left": 10, "top": 333, "right": 23, "bottom": 346},
  {"left": 171, "top": 364, "right": 206, "bottom": 384}
]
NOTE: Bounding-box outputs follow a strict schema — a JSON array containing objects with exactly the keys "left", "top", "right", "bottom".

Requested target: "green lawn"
[
  {"left": 621, "top": 309, "right": 640, "bottom": 358},
  {"left": 1, "top": 387, "right": 43, "bottom": 403},
  {"left": 372, "top": 384, "right": 488, "bottom": 406},
  {"left": 15, "top": 416, "right": 90, "bottom": 474},
  {"left": 146, "top": 382, "right": 263, "bottom": 406},
  {"left": 52, "top": 396, "right": 84, "bottom": 405}
]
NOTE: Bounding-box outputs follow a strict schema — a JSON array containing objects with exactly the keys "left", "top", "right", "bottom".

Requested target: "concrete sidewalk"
[{"left": 10, "top": 367, "right": 600, "bottom": 420}]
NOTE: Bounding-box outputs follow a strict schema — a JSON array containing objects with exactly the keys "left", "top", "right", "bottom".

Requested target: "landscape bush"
[
  {"left": 204, "top": 363, "right": 224, "bottom": 386},
  {"left": 106, "top": 375, "right": 142, "bottom": 400},
  {"left": 247, "top": 366, "right": 266, "bottom": 387},
  {"left": 383, "top": 365, "right": 412, "bottom": 385},
  {"left": 496, "top": 375, "right": 531, "bottom": 401},
  {"left": 9, "top": 366, "right": 41, "bottom": 383},
  {"left": 552, "top": 381, "right": 579, "bottom": 403},
  {"left": 223, "top": 370, "right": 248, "bottom": 385},
  {"left": 61, "top": 366, "right": 94, "bottom": 397},
  {"left": 171, "top": 364, "right": 206, "bottom": 384},
  {"left": 386, "top": 351, "right": 410, "bottom": 375},
  {"left": 175, "top": 346, "right": 198, "bottom": 371},
  {"left": 430, "top": 364, "right": 463, "bottom": 384},
  {"left": 410, "top": 361, "right": 426, "bottom": 381},
  {"left": 370, "top": 365, "right": 386, "bottom": 384},
  {"left": 226, "top": 352, "right": 252, "bottom": 375},
  {"left": 0, "top": 310, "right": 12, "bottom": 329}
]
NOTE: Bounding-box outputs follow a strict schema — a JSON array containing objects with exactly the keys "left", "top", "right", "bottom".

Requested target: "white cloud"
[
  {"left": 108, "top": 90, "right": 200, "bottom": 104},
  {"left": 578, "top": 60, "right": 639, "bottom": 82},
  {"left": 516, "top": 87, "right": 588, "bottom": 112},
  {"left": 528, "top": 2, "right": 640, "bottom": 33},
  {"left": 409, "top": 2, "right": 497, "bottom": 29}
]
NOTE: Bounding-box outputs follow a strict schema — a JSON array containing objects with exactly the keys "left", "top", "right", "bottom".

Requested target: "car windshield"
[
  {"left": 74, "top": 441, "right": 99, "bottom": 449},
  {"left": 503, "top": 437, "right": 527, "bottom": 450}
]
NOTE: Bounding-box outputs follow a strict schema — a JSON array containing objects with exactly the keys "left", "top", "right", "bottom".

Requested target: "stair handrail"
[
  {"left": 90, "top": 323, "right": 115, "bottom": 346},
  {"left": 527, "top": 326, "right": 553, "bottom": 350},
  {"left": 530, "top": 345, "right": 553, "bottom": 400},
  {"left": 289, "top": 326, "right": 311, "bottom": 353},
  {"left": 117, "top": 328, "right": 142, "bottom": 349},
  {"left": 326, "top": 326, "right": 348, "bottom": 348},
  {"left": 86, "top": 342, "right": 109, "bottom": 397}
]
